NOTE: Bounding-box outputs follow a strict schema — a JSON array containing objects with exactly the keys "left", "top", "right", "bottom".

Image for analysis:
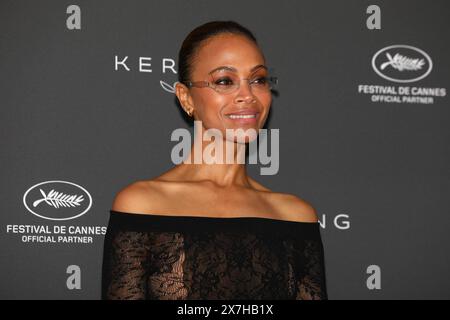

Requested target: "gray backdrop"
[{"left": 1, "top": 0, "right": 449, "bottom": 299}]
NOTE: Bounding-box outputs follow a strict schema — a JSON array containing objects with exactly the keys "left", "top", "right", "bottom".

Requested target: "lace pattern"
[{"left": 102, "top": 210, "right": 328, "bottom": 300}]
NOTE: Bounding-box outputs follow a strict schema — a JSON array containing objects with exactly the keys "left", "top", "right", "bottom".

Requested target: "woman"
[{"left": 102, "top": 20, "right": 328, "bottom": 300}]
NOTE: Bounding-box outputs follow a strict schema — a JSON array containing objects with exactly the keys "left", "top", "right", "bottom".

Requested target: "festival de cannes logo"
[
  {"left": 372, "top": 45, "right": 432, "bottom": 83},
  {"left": 23, "top": 181, "right": 92, "bottom": 221}
]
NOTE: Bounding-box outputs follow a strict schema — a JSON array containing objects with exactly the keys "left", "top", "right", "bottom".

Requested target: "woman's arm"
[
  {"left": 295, "top": 239, "right": 328, "bottom": 300},
  {"left": 101, "top": 222, "right": 152, "bottom": 299}
]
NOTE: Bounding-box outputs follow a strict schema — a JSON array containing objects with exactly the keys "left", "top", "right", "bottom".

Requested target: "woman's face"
[{"left": 177, "top": 33, "right": 272, "bottom": 143}]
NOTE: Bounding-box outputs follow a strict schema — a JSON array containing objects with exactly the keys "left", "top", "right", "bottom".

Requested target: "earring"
[{"left": 187, "top": 110, "right": 193, "bottom": 117}]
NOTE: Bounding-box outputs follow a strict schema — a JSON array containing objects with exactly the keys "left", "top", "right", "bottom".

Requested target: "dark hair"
[{"left": 178, "top": 20, "right": 260, "bottom": 84}]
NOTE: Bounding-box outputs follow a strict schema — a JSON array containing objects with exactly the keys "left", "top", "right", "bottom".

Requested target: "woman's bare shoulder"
[
  {"left": 111, "top": 179, "right": 169, "bottom": 215},
  {"left": 266, "top": 191, "right": 319, "bottom": 223},
  {"left": 243, "top": 178, "right": 318, "bottom": 223}
]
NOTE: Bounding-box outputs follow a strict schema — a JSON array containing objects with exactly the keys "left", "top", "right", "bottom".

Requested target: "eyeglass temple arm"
[{"left": 184, "top": 81, "right": 210, "bottom": 88}]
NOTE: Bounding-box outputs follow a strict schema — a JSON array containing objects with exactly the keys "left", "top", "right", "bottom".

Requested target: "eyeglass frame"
[{"left": 182, "top": 75, "right": 278, "bottom": 94}]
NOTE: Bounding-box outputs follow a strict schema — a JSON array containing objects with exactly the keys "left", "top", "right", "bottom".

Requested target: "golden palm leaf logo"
[
  {"left": 380, "top": 52, "right": 425, "bottom": 71},
  {"left": 32, "top": 188, "right": 84, "bottom": 209}
]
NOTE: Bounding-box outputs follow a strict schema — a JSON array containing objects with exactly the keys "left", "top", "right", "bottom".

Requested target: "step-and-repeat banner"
[{"left": 1, "top": 0, "right": 449, "bottom": 299}]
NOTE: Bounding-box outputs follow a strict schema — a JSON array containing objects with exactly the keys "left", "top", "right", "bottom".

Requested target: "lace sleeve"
[
  {"left": 101, "top": 221, "right": 152, "bottom": 300},
  {"left": 295, "top": 239, "right": 328, "bottom": 300}
]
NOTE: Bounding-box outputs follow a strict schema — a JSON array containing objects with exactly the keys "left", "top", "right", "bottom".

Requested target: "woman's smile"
[
  {"left": 224, "top": 108, "right": 260, "bottom": 124},
  {"left": 225, "top": 112, "right": 259, "bottom": 123}
]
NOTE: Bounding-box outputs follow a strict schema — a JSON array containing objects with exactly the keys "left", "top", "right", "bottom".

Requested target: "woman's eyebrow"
[{"left": 208, "top": 64, "right": 267, "bottom": 75}]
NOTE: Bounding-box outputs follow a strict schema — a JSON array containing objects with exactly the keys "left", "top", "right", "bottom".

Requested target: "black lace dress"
[{"left": 101, "top": 210, "right": 328, "bottom": 300}]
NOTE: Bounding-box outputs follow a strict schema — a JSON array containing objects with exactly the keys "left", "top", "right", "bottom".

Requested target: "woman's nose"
[{"left": 234, "top": 80, "right": 256, "bottom": 103}]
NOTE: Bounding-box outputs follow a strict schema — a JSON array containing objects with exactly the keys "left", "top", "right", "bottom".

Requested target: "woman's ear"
[{"left": 175, "top": 82, "right": 195, "bottom": 116}]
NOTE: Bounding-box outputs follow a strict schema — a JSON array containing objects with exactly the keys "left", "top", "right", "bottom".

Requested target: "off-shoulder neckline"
[{"left": 109, "top": 209, "right": 319, "bottom": 225}]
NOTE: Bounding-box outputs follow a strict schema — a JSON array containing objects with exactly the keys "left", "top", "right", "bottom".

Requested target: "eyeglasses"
[{"left": 183, "top": 74, "right": 278, "bottom": 94}]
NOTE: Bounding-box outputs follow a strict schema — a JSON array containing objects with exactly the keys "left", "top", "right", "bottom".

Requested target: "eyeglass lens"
[{"left": 209, "top": 70, "right": 275, "bottom": 93}]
